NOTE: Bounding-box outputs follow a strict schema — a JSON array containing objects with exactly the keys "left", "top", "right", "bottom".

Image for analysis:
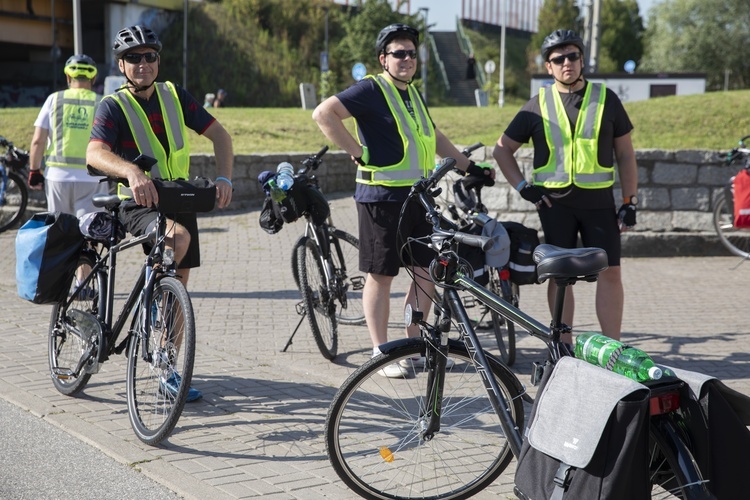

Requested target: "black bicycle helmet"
[
  {"left": 541, "top": 29, "right": 584, "bottom": 61},
  {"left": 375, "top": 23, "right": 419, "bottom": 55},
  {"left": 64, "top": 54, "right": 97, "bottom": 79},
  {"left": 113, "top": 25, "right": 162, "bottom": 58}
]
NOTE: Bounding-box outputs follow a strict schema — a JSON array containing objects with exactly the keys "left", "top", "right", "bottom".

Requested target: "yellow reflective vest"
[
  {"left": 534, "top": 82, "right": 614, "bottom": 189},
  {"left": 355, "top": 74, "right": 436, "bottom": 187},
  {"left": 109, "top": 82, "right": 189, "bottom": 198},
  {"left": 45, "top": 88, "right": 101, "bottom": 169}
]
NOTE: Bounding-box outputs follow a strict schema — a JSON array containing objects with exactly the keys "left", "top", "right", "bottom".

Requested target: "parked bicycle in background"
[
  {"left": 0, "top": 136, "right": 30, "bottom": 233},
  {"left": 714, "top": 135, "right": 750, "bottom": 259}
]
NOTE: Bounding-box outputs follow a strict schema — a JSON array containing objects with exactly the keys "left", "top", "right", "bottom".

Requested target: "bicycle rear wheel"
[
  {"left": 126, "top": 276, "right": 195, "bottom": 445},
  {"left": 488, "top": 269, "right": 518, "bottom": 366},
  {"left": 0, "top": 170, "right": 28, "bottom": 233},
  {"left": 329, "top": 228, "right": 365, "bottom": 325},
  {"left": 297, "top": 236, "right": 338, "bottom": 359},
  {"left": 326, "top": 343, "right": 524, "bottom": 499},
  {"left": 713, "top": 192, "right": 750, "bottom": 259},
  {"left": 48, "top": 251, "right": 103, "bottom": 396}
]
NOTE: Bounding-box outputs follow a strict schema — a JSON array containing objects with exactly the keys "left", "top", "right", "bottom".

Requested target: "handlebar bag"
[
  {"left": 732, "top": 170, "right": 750, "bottom": 228},
  {"left": 501, "top": 221, "right": 540, "bottom": 285},
  {"left": 455, "top": 223, "right": 489, "bottom": 285},
  {"left": 514, "top": 356, "right": 650, "bottom": 500},
  {"left": 271, "top": 179, "right": 330, "bottom": 225},
  {"left": 16, "top": 212, "right": 84, "bottom": 304},
  {"left": 259, "top": 196, "right": 284, "bottom": 235},
  {"left": 153, "top": 177, "right": 216, "bottom": 214}
]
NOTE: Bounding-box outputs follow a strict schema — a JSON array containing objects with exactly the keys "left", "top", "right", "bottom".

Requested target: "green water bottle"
[
  {"left": 575, "top": 332, "right": 662, "bottom": 382},
  {"left": 267, "top": 178, "right": 286, "bottom": 203}
]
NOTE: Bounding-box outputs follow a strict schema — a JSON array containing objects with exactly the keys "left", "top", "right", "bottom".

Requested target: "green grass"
[{"left": 3, "top": 90, "right": 750, "bottom": 154}]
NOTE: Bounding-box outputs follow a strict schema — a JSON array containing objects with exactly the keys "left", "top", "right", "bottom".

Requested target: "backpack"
[
  {"left": 501, "top": 221, "right": 540, "bottom": 285},
  {"left": 514, "top": 357, "right": 651, "bottom": 500},
  {"left": 732, "top": 170, "right": 750, "bottom": 228},
  {"left": 16, "top": 212, "right": 84, "bottom": 304}
]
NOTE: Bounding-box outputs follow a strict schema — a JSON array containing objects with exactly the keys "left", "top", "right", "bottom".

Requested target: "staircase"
[{"left": 431, "top": 31, "right": 479, "bottom": 106}]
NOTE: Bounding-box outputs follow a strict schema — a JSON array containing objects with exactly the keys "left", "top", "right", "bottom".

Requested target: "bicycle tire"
[
  {"left": 713, "top": 192, "right": 750, "bottom": 259},
  {"left": 126, "top": 276, "right": 195, "bottom": 445},
  {"left": 488, "top": 269, "right": 518, "bottom": 366},
  {"left": 48, "top": 251, "right": 103, "bottom": 396},
  {"left": 326, "top": 342, "right": 524, "bottom": 499},
  {"left": 329, "top": 228, "right": 366, "bottom": 325},
  {"left": 0, "top": 170, "right": 28, "bottom": 233},
  {"left": 291, "top": 234, "right": 305, "bottom": 289},
  {"left": 649, "top": 414, "right": 712, "bottom": 499},
  {"left": 297, "top": 236, "right": 338, "bottom": 360}
]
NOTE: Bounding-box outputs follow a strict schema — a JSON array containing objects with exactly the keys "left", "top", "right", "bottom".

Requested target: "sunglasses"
[
  {"left": 548, "top": 52, "right": 582, "bottom": 65},
  {"left": 123, "top": 52, "right": 159, "bottom": 64},
  {"left": 387, "top": 50, "right": 418, "bottom": 60}
]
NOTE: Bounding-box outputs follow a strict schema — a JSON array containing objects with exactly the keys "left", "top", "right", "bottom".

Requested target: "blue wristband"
[
  {"left": 515, "top": 179, "right": 527, "bottom": 191},
  {"left": 216, "top": 176, "right": 232, "bottom": 187}
]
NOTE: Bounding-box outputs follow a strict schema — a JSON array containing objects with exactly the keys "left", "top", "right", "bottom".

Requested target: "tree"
[
  {"left": 641, "top": 0, "right": 750, "bottom": 90},
  {"left": 598, "top": 0, "right": 644, "bottom": 73},
  {"left": 530, "top": 0, "right": 582, "bottom": 61}
]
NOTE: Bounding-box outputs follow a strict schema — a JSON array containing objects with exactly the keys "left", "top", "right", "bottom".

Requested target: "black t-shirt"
[
  {"left": 336, "top": 77, "right": 434, "bottom": 203},
  {"left": 503, "top": 82, "right": 633, "bottom": 209},
  {"left": 90, "top": 83, "right": 214, "bottom": 165}
]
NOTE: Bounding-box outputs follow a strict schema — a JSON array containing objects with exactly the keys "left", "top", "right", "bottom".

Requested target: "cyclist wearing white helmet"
[
  {"left": 493, "top": 29, "right": 639, "bottom": 342},
  {"left": 313, "top": 23, "right": 496, "bottom": 378},
  {"left": 29, "top": 54, "right": 108, "bottom": 216}
]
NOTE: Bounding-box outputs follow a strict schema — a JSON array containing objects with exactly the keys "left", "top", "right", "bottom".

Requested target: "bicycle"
[
  {"left": 47, "top": 157, "right": 206, "bottom": 445},
  {"left": 0, "top": 136, "right": 30, "bottom": 233},
  {"left": 713, "top": 135, "right": 750, "bottom": 259},
  {"left": 279, "top": 146, "right": 366, "bottom": 360},
  {"left": 439, "top": 142, "right": 519, "bottom": 366},
  {"left": 325, "top": 158, "right": 713, "bottom": 499}
]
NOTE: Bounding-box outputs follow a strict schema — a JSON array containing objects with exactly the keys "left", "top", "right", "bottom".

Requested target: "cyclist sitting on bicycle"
[
  {"left": 86, "top": 25, "right": 234, "bottom": 401},
  {"left": 313, "top": 23, "right": 496, "bottom": 378}
]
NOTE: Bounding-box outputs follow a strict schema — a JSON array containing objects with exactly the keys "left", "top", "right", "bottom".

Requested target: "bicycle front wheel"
[
  {"left": 713, "top": 192, "right": 750, "bottom": 259},
  {"left": 126, "top": 276, "right": 195, "bottom": 445},
  {"left": 326, "top": 343, "right": 524, "bottom": 499},
  {"left": 48, "top": 251, "right": 103, "bottom": 396},
  {"left": 297, "top": 236, "right": 338, "bottom": 360},
  {"left": 0, "top": 170, "right": 28, "bottom": 233},
  {"left": 489, "top": 269, "right": 518, "bottom": 366},
  {"left": 329, "top": 228, "right": 366, "bottom": 325}
]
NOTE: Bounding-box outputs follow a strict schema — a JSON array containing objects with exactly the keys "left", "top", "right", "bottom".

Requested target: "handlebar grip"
[
  {"left": 454, "top": 231, "right": 493, "bottom": 252},
  {"left": 430, "top": 158, "right": 457, "bottom": 186},
  {"left": 316, "top": 145, "right": 329, "bottom": 158},
  {"left": 461, "top": 142, "right": 484, "bottom": 157}
]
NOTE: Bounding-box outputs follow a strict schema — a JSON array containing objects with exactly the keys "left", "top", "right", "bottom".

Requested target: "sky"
[{"left": 405, "top": 0, "right": 660, "bottom": 31}]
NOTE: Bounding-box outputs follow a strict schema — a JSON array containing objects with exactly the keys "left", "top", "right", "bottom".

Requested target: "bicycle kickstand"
[{"left": 281, "top": 301, "right": 307, "bottom": 352}]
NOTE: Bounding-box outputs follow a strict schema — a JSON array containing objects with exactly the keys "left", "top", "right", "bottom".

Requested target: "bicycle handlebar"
[
  {"left": 300, "top": 145, "right": 329, "bottom": 173},
  {"left": 721, "top": 136, "right": 750, "bottom": 166}
]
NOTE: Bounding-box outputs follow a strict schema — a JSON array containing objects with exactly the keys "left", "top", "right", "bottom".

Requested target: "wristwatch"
[{"left": 624, "top": 195, "right": 639, "bottom": 206}]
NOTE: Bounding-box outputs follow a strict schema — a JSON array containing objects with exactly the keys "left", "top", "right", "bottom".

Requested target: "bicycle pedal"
[
  {"left": 52, "top": 367, "right": 76, "bottom": 380},
  {"left": 531, "top": 362, "right": 545, "bottom": 386},
  {"left": 462, "top": 295, "right": 477, "bottom": 308},
  {"left": 295, "top": 301, "right": 306, "bottom": 316}
]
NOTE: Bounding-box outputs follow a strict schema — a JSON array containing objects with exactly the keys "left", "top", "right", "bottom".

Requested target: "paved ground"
[{"left": 1, "top": 193, "right": 749, "bottom": 499}]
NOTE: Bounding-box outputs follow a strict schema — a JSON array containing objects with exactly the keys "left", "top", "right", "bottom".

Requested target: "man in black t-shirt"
[
  {"left": 313, "top": 24, "right": 495, "bottom": 377},
  {"left": 493, "top": 30, "right": 638, "bottom": 342}
]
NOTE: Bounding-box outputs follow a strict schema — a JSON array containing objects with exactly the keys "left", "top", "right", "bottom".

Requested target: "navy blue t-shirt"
[
  {"left": 90, "top": 83, "right": 214, "bottom": 169},
  {"left": 336, "top": 78, "right": 434, "bottom": 203}
]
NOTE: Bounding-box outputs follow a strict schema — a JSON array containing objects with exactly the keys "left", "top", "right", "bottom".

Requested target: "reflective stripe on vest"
[
  {"left": 355, "top": 74, "right": 436, "bottom": 187},
  {"left": 46, "top": 88, "right": 100, "bottom": 168},
  {"left": 534, "top": 82, "right": 614, "bottom": 189},
  {"left": 110, "top": 81, "right": 189, "bottom": 184}
]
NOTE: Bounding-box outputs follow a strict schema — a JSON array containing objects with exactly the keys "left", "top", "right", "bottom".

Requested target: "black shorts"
[
  {"left": 538, "top": 204, "right": 621, "bottom": 266},
  {"left": 357, "top": 200, "right": 434, "bottom": 276},
  {"left": 118, "top": 201, "right": 201, "bottom": 269}
]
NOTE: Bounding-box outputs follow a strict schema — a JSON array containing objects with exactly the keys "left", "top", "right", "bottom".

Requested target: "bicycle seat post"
[{"left": 549, "top": 277, "right": 574, "bottom": 342}]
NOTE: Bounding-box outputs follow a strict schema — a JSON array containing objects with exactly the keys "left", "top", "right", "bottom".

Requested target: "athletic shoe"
[
  {"left": 399, "top": 356, "right": 455, "bottom": 369},
  {"left": 160, "top": 372, "right": 202, "bottom": 402},
  {"left": 378, "top": 363, "right": 408, "bottom": 378}
]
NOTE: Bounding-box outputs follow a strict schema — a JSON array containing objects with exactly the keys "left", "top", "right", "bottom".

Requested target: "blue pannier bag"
[{"left": 16, "top": 212, "right": 84, "bottom": 304}]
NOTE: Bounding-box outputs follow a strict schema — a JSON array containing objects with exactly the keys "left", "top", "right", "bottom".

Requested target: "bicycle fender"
[{"left": 377, "top": 337, "right": 524, "bottom": 395}]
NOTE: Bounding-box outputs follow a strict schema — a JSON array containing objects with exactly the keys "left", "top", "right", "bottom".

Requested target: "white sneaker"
[
  {"left": 399, "top": 356, "right": 455, "bottom": 369},
  {"left": 378, "top": 363, "right": 409, "bottom": 378}
]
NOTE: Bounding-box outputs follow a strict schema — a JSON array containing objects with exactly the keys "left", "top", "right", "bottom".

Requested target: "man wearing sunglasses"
[
  {"left": 313, "top": 23, "right": 496, "bottom": 378},
  {"left": 87, "top": 25, "right": 234, "bottom": 402},
  {"left": 29, "top": 54, "right": 108, "bottom": 216},
  {"left": 493, "top": 29, "right": 638, "bottom": 343}
]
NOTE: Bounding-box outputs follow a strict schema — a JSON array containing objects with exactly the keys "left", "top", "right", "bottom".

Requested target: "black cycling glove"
[
  {"left": 618, "top": 203, "right": 637, "bottom": 228},
  {"left": 28, "top": 170, "right": 44, "bottom": 188},
  {"left": 519, "top": 184, "right": 546, "bottom": 205}
]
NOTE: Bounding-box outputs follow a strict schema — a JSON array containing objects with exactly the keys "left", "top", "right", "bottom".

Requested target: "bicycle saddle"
[{"left": 533, "top": 244, "right": 608, "bottom": 282}]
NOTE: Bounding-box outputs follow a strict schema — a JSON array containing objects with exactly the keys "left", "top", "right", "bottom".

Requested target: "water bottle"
[
  {"left": 276, "top": 162, "right": 295, "bottom": 191},
  {"left": 267, "top": 178, "right": 286, "bottom": 203},
  {"left": 575, "top": 332, "right": 662, "bottom": 382}
]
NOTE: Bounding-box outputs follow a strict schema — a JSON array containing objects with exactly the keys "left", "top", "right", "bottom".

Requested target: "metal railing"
[
  {"left": 426, "top": 31, "right": 450, "bottom": 93},
  {"left": 456, "top": 16, "right": 486, "bottom": 88}
]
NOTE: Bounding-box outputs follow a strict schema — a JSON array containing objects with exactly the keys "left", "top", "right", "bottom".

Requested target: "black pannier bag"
[
  {"left": 16, "top": 212, "right": 85, "bottom": 304},
  {"left": 267, "top": 180, "right": 330, "bottom": 227},
  {"left": 501, "top": 221, "right": 540, "bottom": 285},
  {"left": 514, "top": 356, "right": 651, "bottom": 500},
  {"left": 455, "top": 223, "right": 489, "bottom": 285},
  {"left": 153, "top": 177, "right": 216, "bottom": 213}
]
